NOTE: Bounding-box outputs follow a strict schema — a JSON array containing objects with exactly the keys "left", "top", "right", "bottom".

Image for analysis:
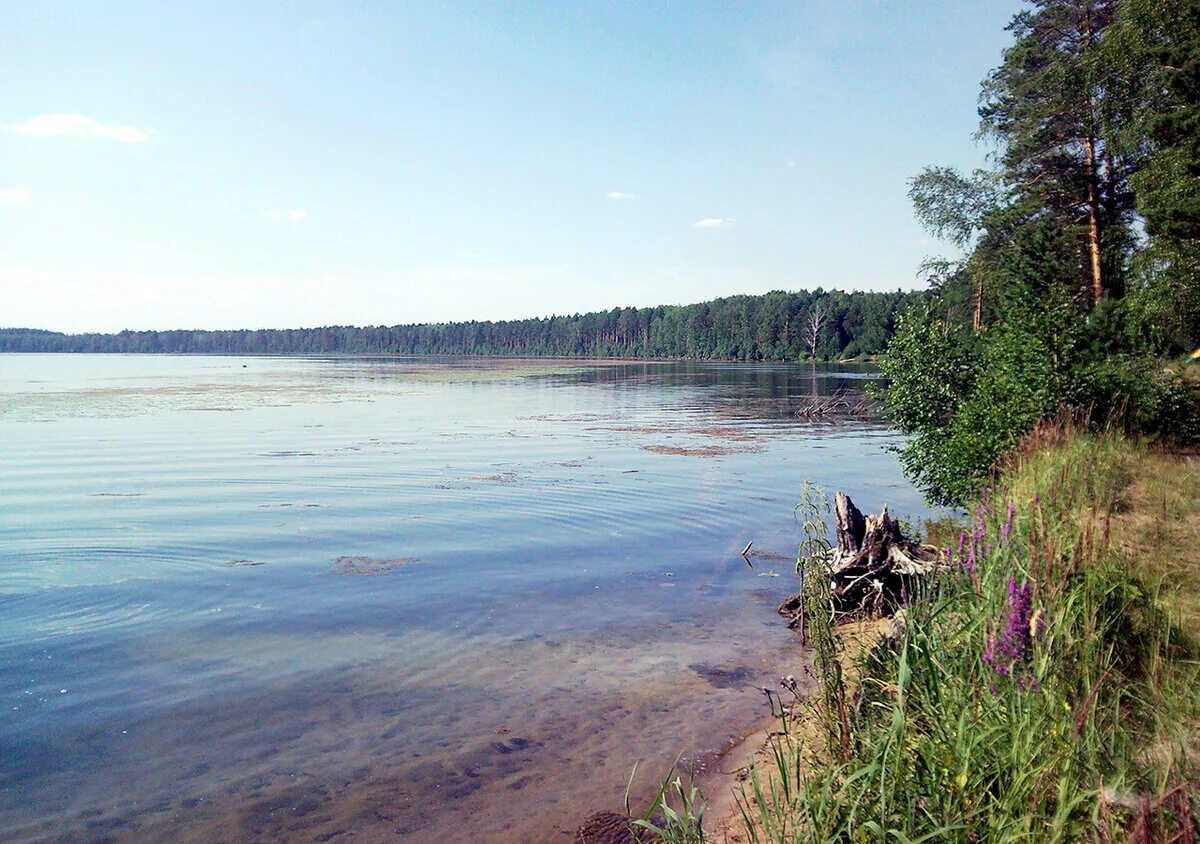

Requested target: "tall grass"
[{"left": 648, "top": 423, "right": 1199, "bottom": 842}]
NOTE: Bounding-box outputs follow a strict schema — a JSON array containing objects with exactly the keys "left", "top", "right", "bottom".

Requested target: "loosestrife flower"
[
  {"left": 1000, "top": 503, "right": 1016, "bottom": 543},
  {"left": 983, "top": 579, "right": 1037, "bottom": 683}
]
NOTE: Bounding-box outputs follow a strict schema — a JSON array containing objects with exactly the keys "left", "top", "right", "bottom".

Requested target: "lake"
[{"left": 0, "top": 355, "right": 931, "bottom": 842}]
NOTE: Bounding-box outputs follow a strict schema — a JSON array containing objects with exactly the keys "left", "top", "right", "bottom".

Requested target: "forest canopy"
[
  {"left": 881, "top": 0, "right": 1200, "bottom": 505},
  {"left": 0, "top": 289, "right": 919, "bottom": 361}
]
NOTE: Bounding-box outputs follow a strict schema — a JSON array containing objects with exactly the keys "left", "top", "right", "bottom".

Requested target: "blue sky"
[{"left": 2, "top": 1, "right": 1022, "bottom": 332}]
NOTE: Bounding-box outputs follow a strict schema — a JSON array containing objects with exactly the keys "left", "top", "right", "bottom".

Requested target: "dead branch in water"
[{"left": 794, "top": 390, "right": 879, "bottom": 421}]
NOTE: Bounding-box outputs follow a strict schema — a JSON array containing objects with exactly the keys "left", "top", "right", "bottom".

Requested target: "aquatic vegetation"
[
  {"left": 329, "top": 555, "right": 418, "bottom": 575},
  {"left": 468, "top": 471, "right": 519, "bottom": 483},
  {"left": 640, "top": 444, "right": 752, "bottom": 457},
  {"left": 626, "top": 760, "right": 707, "bottom": 844}
]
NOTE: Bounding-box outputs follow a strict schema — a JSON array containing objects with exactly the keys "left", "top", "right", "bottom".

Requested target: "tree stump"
[{"left": 781, "top": 492, "right": 941, "bottom": 626}]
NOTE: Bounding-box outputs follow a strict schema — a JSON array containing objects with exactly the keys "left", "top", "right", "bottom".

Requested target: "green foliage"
[
  {"left": 979, "top": 0, "right": 1133, "bottom": 302},
  {"left": 877, "top": 302, "right": 980, "bottom": 434},
  {"left": 671, "top": 432, "right": 1199, "bottom": 844},
  {"left": 0, "top": 289, "right": 919, "bottom": 361},
  {"left": 882, "top": 0, "right": 1200, "bottom": 504},
  {"left": 931, "top": 315, "right": 1059, "bottom": 501},
  {"left": 883, "top": 293, "right": 1200, "bottom": 504},
  {"left": 908, "top": 167, "right": 1002, "bottom": 248},
  {"left": 626, "top": 761, "right": 706, "bottom": 844},
  {"left": 1105, "top": 0, "right": 1200, "bottom": 353},
  {"left": 1105, "top": 0, "right": 1200, "bottom": 243}
]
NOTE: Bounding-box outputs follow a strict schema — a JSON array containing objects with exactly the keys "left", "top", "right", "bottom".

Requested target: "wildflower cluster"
[{"left": 982, "top": 579, "right": 1043, "bottom": 692}]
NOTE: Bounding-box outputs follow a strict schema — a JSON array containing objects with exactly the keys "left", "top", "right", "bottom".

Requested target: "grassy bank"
[{"left": 642, "top": 425, "right": 1200, "bottom": 842}]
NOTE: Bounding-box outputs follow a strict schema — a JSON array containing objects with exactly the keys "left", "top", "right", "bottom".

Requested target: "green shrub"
[{"left": 880, "top": 298, "right": 1200, "bottom": 505}]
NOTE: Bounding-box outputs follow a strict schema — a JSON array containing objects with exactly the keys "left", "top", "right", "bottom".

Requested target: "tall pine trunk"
[
  {"left": 1081, "top": 7, "right": 1104, "bottom": 306},
  {"left": 1083, "top": 133, "right": 1104, "bottom": 304},
  {"left": 973, "top": 275, "right": 983, "bottom": 332}
]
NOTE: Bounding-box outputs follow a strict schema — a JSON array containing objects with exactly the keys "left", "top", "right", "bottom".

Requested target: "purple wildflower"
[
  {"left": 956, "top": 531, "right": 967, "bottom": 558},
  {"left": 1000, "top": 503, "right": 1016, "bottom": 543},
  {"left": 983, "top": 579, "right": 1035, "bottom": 679},
  {"left": 965, "top": 544, "right": 977, "bottom": 576}
]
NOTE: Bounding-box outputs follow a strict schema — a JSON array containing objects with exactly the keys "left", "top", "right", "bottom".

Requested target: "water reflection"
[{"left": 0, "top": 355, "right": 925, "bottom": 842}]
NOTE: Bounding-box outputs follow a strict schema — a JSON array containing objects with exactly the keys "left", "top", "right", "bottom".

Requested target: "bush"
[{"left": 880, "top": 297, "right": 1200, "bottom": 505}]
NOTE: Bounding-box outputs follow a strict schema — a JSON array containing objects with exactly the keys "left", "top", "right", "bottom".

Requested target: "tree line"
[
  {"left": 0, "top": 289, "right": 920, "bottom": 361},
  {"left": 882, "top": 0, "right": 1200, "bottom": 504}
]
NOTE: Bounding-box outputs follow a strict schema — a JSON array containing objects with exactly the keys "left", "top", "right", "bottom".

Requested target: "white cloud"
[
  {"left": 606, "top": 191, "right": 637, "bottom": 200},
  {"left": 263, "top": 208, "right": 307, "bottom": 223},
  {"left": 0, "top": 186, "right": 31, "bottom": 204},
  {"left": 693, "top": 217, "right": 733, "bottom": 229},
  {"left": 6, "top": 113, "right": 149, "bottom": 143},
  {"left": 786, "top": 159, "right": 796, "bottom": 168}
]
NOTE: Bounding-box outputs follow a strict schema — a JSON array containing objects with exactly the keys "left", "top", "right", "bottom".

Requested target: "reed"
[{"left": 647, "top": 422, "right": 1199, "bottom": 842}]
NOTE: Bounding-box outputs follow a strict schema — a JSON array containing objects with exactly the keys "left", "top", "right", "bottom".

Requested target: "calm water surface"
[{"left": 0, "top": 355, "right": 931, "bottom": 842}]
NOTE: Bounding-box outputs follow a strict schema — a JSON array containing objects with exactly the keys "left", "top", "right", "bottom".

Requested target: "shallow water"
[{"left": 0, "top": 355, "right": 932, "bottom": 842}]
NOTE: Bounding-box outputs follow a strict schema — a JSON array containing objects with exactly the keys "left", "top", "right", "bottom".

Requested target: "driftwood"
[
  {"left": 780, "top": 492, "right": 941, "bottom": 626},
  {"left": 794, "top": 389, "right": 878, "bottom": 421}
]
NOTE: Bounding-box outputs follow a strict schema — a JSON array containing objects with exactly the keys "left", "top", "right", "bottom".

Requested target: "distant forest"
[{"left": 1, "top": 289, "right": 921, "bottom": 360}]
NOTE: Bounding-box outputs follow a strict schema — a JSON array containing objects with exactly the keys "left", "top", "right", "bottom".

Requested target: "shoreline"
[
  {"left": 696, "top": 619, "right": 893, "bottom": 844},
  {"left": 635, "top": 435, "right": 1200, "bottom": 842},
  {"left": 0, "top": 350, "right": 882, "bottom": 364}
]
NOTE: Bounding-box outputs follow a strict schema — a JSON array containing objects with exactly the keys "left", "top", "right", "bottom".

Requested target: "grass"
[
  {"left": 641, "top": 422, "right": 1200, "bottom": 842},
  {"left": 1111, "top": 446, "right": 1200, "bottom": 640}
]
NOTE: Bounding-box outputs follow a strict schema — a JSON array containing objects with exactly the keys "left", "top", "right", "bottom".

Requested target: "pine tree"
[{"left": 979, "top": 0, "right": 1133, "bottom": 305}]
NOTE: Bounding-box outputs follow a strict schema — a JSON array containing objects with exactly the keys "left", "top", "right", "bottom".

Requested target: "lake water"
[{"left": 0, "top": 355, "right": 930, "bottom": 843}]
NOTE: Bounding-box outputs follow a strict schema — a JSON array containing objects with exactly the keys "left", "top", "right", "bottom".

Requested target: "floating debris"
[
  {"left": 468, "top": 471, "right": 519, "bottom": 483},
  {"left": 331, "top": 555, "right": 419, "bottom": 575},
  {"left": 641, "top": 444, "right": 747, "bottom": 457},
  {"left": 750, "top": 548, "right": 793, "bottom": 561}
]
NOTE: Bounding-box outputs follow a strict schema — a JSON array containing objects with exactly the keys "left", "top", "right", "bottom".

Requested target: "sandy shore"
[{"left": 697, "top": 619, "right": 893, "bottom": 843}]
